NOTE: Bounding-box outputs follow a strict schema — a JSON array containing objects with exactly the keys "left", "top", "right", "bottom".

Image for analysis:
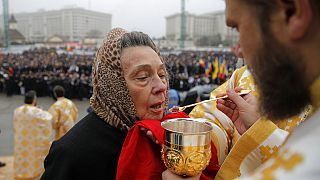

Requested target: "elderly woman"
[{"left": 41, "top": 28, "right": 169, "bottom": 179}]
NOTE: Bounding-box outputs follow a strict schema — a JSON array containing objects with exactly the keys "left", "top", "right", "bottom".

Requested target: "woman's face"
[{"left": 121, "top": 46, "right": 167, "bottom": 120}]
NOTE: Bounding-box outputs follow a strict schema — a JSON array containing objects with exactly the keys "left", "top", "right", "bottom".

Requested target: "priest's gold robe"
[
  {"left": 240, "top": 77, "right": 320, "bottom": 179},
  {"left": 48, "top": 97, "right": 78, "bottom": 140},
  {"left": 189, "top": 66, "right": 311, "bottom": 179},
  {"left": 13, "top": 104, "right": 53, "bottom": 179}
]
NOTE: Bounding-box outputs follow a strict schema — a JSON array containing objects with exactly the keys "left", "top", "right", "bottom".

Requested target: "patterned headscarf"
[{"left": 90, "top": 28, "right": 168, "bottom": 132}]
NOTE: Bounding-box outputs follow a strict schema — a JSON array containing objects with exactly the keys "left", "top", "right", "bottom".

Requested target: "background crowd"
[
  {"left": 0, "top": 48, "right": 92, "bottom": 99},
  {"left": 0, "top": 47, "right": 239, "bottom": 99}
]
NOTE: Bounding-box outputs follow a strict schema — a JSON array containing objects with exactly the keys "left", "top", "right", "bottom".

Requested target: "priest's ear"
[{"left": 279, "top": 0, "right": 313, "bottom": 40}]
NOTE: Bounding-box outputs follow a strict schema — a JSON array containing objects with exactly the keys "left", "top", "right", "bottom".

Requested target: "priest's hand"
[
  {"left": 162, "top": 170, "right": 201, "bottom": 180},
  {"left": 216, "top": 87, "right": 260, "bottom": 135},
  {"left": 140, "top": 127, "right": 159, "bottom": 144}
]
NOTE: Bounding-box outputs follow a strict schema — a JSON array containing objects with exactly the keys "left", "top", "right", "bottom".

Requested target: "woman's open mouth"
[{"left": 150, "top": 102, "right": 164, "bottom": 113}]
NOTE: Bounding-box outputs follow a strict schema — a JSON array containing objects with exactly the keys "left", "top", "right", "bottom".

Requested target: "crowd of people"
[
  {"left": 0, "top": 48, "right": 92, "bottom": 99},
  {"left": 0, "top": 48, "right": 238, "bottom": 98},
  {"left": 166, "top": 51, "right": 237, "bottom": 91}
]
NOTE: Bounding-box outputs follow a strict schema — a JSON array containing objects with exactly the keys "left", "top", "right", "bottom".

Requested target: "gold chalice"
[{"left": 161, "top": 118, "right": 212, "bottom": 177}]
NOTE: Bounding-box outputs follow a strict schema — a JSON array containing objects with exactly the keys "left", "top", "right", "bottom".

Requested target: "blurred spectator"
[
  {"left": 48, "top": 86, "right": 78, "bottom": 140},
  {"left": 168, "top": 89, "right": 180, "bottom": 109}
]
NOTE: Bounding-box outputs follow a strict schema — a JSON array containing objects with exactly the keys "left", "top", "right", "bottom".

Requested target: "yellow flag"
[
  {"left": 220, "top": 59, "right": 226, "bottom": 74},
  {"left": 212, "top": 57, "right": 219, "bottom": 80}
]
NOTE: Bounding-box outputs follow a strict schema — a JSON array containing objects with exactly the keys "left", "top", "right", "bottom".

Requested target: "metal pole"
[
  {"left": 2, "top": 0, "right": 10, "bottom": 48},
  {"left": 180, "top": 0, "right": 186, "bottom": 49}
]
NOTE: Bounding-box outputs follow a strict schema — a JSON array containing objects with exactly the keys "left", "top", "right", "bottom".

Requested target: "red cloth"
[{"left": 116, "top": 112, "right": 219, "bottom": 180}]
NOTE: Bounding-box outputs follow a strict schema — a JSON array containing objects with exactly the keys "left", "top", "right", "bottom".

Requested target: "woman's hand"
[
  {"left": 140, "top": 127, "right": 159, "bottom": 144},
  {"left": 169, "top": 106, "right": 180, "bottom": 113},
  {"left": 216, "top": 88, "right": 260, "bottom": 135},
  {"left": 162, "top": 170, "right": 201, "bottom": 180}
]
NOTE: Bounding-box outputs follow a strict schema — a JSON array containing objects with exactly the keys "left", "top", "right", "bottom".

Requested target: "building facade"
[
  {"left": 165, "top": 10, "right": 239, "bottom": 46},
  {"left": 1, "top": 7, "right": 111, "bottom": 43},
  {"left": 204, "top": 10, "right": 239, "bottom": 44},
  {"left": 166, "top": 13, "right": 195, "bottom": 40}
]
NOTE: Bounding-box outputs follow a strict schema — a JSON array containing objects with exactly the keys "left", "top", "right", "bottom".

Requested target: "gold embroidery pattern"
[
  {"left": 276, "top": 105, "right": 312, "bottom": 132},
  {"left": 48, "top": 97, "right": 78, "bottom": 140},
  {"left": 191, "top": 108, "right": 205, "bottom": 118},
  {"left": 237, "top": 169, "right": 241, "bottom": 178},
  {"left": 261, "top": 150, "right": 304, "bottom": 180},
  {"left": 285, "top": 117, "right": 301, "bottom": 132},
  {"left": 13, "top": 105, "right": 52, "bottom": 179},
  {"left": 259, "top": 145, "right": 280, "bottom": 163},
  {"left": 240, "top": 76, "right": 253, "bottom": 90}
]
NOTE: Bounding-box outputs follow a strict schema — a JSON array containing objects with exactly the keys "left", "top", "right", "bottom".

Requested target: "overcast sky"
[{"left": 4, "top": 0, "right": 225, "bottom": 38}]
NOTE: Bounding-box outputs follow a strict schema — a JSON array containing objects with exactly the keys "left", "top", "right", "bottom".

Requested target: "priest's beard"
[{"left": 249, "top": 31, "right": 311, "bottom": 121}]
